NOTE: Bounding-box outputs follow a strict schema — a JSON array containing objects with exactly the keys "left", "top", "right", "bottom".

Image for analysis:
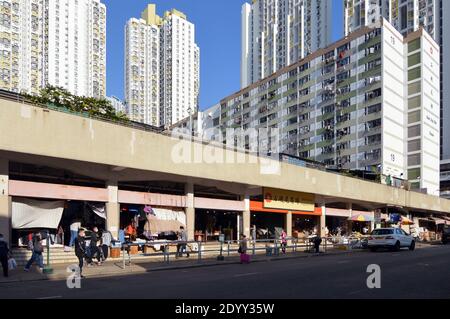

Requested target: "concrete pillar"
[
  {"left": 286, "top": 212, "right": 292, "bottom": 237},
  {"left": 185, "top": 183, "right": 195, "bottom": 241},
  {"left": 320, "top": 204, "right": 326, "bottom": 237},
  {"left": 347, "top": 203, "right": 353, "bottom": 233},
  {"left": 242, "top": 194, "right": 251, "bottom": 238},
  {"left": 106, "top": 182, "right": 120, "bottom": 239},
  {"left": 0, "top": 158, "right": 11, "bottom": 243}
]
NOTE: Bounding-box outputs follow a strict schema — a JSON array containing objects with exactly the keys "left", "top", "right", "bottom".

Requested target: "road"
[{"left": 1, "top": 245, "right": 450, "bottom": 299}]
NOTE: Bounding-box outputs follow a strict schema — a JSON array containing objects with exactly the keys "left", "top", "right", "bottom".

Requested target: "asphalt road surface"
[{"left": 1, "top": 245, "right": 450, "bottom": 299}]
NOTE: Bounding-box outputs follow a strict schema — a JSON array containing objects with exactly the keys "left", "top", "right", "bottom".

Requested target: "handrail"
[{"left": 115, "top": 236, "right": 369, "bottom": 269}]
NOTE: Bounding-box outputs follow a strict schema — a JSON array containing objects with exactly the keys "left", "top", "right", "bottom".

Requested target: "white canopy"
[{"left": 12, "top": 198, "right": 65, "bottom": 229}]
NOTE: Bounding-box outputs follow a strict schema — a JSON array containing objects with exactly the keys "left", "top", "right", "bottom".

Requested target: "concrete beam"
[{"left": 1, "top": 100, "right": 449, "bottom": 214}]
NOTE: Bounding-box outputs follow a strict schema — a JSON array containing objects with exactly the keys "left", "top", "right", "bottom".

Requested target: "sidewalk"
[
  {"left": 0, "top": 248, "right": 356, "bottom": 284},
  {"left": 2, "top": 242, "right": 438, "bottom": 284}
]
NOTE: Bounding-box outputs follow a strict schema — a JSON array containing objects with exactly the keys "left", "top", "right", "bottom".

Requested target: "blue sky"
[{"left": 104, "top": 0, "right": 344, "bottom": 110}]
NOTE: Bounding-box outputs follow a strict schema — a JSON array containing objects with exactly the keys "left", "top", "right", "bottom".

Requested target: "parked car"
[
  {"left": 368, "top": 228, "right": 415, "bottom": 252},
  {"left": 442, "top": 226, "right": 450, "bottom": 245}
]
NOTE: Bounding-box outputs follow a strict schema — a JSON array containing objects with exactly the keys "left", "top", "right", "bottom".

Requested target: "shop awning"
[
  {"left": 401, "top": 217, "right": 414, "bottom": 225},
  {"left": 12, "top": 198, "right": 65, "bottom": 229},
  {"left": 349, "top": 214, "right": 374, "bottom": 222}
]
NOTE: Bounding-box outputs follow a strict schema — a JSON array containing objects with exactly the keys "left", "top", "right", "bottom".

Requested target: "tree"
[{"left": 23, "top": 86, "right": 129, "bottom": 124}]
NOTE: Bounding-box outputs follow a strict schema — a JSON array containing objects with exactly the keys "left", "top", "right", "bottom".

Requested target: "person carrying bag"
[{"left": 239, "top": 234, "right": 250, "bottom": 264}]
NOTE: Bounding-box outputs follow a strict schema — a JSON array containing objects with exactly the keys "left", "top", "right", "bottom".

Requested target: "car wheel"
[
  {"left": 370, "top": 247, "right": 377, "bottom": 252},
  {"left": 409, "top": 241, "right": 415, "bottom": 251},
  {"left": 393, "top": 241, "right": 401, "bottom": 252}
]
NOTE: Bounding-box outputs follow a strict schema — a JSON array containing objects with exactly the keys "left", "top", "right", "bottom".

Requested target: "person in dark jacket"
[
  {"left": 75, "top": 229, "right": 86, "bottom": 278},
  {"left": 0, "top": 234, "right": 10, "bottom": 277},
  {"left": 24, "top": 233, "right": 44, "bottom": 272},
  {"left": 87, "top": 227, "right": 101, "bottom": 266}
]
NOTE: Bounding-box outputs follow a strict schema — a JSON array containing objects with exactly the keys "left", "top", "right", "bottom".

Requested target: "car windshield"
[{"left": 372, "top": 229, "right": 394, "bottom": 235}]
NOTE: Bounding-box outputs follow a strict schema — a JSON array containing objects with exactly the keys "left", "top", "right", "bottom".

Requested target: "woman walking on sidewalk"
[
  {"left": 280, "top": 229, "right": 287, "bottom": 254},
  {"left": 24, "top": 233, "right": 44, "bottom": 272},
  {"left": 239, "top": 234, "right": 250, "bottom": 264}
]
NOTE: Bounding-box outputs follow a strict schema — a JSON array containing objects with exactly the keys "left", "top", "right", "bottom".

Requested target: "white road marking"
[{"left": 36, "top": 296, "right": 62, "bottom": 300}]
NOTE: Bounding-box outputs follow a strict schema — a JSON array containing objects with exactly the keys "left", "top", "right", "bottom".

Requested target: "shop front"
[
  {"left": 195, "top": 209, "right": 239, "bottom": 241},
  {"left": 325, "top": 208, "right": 375, "bottom": 236},
  {"left": 8, "top": 180, "right": 109, "bottom": 248},
  {"left": 194, "top": 197, "right": 245, "bottom": 242},
  {"left": 250, "top": 201, "right": 322, "bottom": 240}
]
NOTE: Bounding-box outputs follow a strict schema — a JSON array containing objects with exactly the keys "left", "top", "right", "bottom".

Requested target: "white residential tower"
[
  {"left": 241, "top": 0, "right": 333, "bottom": 88},
  {"left": 125, "top": 4, "right": 200, "bottom": 127},
  {"left": 0, "top": 0, "right": 106, "bottom": 98}
]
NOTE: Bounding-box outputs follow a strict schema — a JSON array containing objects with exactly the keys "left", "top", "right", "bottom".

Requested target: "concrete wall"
[{"left": 0, "top": 99, "right": 449, "bottom": 214}]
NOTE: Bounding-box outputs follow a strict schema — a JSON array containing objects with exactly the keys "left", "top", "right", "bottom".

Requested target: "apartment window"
[
  {"left": 408, "top": 81, "right": 421, "bottom": 95},
  {"left": 408, "top": 110, "right": 421, "bottom": 124},
  {"left": 408, "top": 39, "right": 421, "bottom": 53},
  {"left": 408, "top": 140, "right": 421, "bottom": 152},
  {"left": 408, "top": 154, "right": 421, "bottom": 166},
  {"left": 408, "top": 168, "right": 421, "bottom": 180},
  {"left": 408, "top": 96, "right": 421, "bottom": 109},
  {"left": 408, "top": 125, "right": 421, "bottom": 138},
  {"left": 408, "top": 52, "right": 421, "bottom": 66},
  {"left": 408, "top": 67, "right": 421, "bottom": 81}
]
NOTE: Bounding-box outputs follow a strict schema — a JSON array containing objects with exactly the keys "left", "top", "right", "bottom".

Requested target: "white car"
[{"left": 368, "top": 228, "right": 415, "bottom": 252}]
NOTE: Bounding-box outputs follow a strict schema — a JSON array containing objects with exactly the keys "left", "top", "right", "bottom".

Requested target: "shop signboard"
[{"left": 263, "top": 188, "right": 315, "bottom": 212}]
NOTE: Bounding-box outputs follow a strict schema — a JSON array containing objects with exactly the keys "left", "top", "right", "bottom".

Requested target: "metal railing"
[{"left": 115, "top": 236, "right": 369, "bottom": 269}]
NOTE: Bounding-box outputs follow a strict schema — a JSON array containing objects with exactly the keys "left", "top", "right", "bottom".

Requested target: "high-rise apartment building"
[
  {"left": 344, "top": 0, "right": 439, "bottom": 38},
  {"left": 241, "top": 0, "right": 333, "bottom": 88},
  {"left": 439, "top": 0, "right": 450, "bottom": 160},
  {"left": 344, "top": 0, "right": 449, "bottom": 162},
  {"left": 210, "top": 19, "right": 440, "bottom": 194},
  {"left": 106, "top": 96, "right": 126, "bottom": 114},
  {"left": 0, "top": 0, "right": 106, "bottom": 98},
  {"left": 125, "top": 4, "right": 199, "bottom": 127}
]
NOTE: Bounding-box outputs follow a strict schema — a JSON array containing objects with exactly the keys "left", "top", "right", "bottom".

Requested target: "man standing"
[
  {"left": 101, "top": 229, "right": 112, "bottom": 261},
  {"left": 176, "top": 226, "right": 189, "bottom": 258},
  {"left": 69, "top": 219, "right": 81, "bottom": 247},
  {"left": 0, "top": 234, "right": 9, "bottom": 277},
  {"left": 24, "top": 233, "right": 44, "bottom": 272},
  {"left": 74, "top": 229, "right": 86, "bottom": 278},
  {"left": 88, "top": 227, "right": 101, "bottom": 266}
]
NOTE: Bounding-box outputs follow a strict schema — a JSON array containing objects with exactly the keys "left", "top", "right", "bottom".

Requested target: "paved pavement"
[
  {"left": 1, "top": 244, "right": 449, "bottom": 299},
  {"left": 0, "top": 247, "right": 354, "bottom": 283}
]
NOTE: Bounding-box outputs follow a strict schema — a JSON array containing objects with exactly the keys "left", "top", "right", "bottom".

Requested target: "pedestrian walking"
[
  {"left": 87, "top": 227, "right": 101, "bottom": 266},
  {"left": 69, "top": 219, "right": 81, "bottom": 247},
  {"left": 24, "top": 233, "right": 44, "bottom": 272},
  {"left": 101, "top": 229, "right": 113, "bottom": 261},
  {"left": 280, "top": 229, "right": 287, "bottom": 254},
  {"left": 176, "top": 226, "right": 189, "bottom": 258},
  {"left": 239, "top": 234, "right": 250, "bottom": 264},
  {"left": 75, "top": 229, "right": 86, "bottom": 278},
  {"left": 313, "top": 235, "right": 322, "bottom": 254},
  {"left": 0, "top": 234, "right": 10, "bottom": 277}
]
